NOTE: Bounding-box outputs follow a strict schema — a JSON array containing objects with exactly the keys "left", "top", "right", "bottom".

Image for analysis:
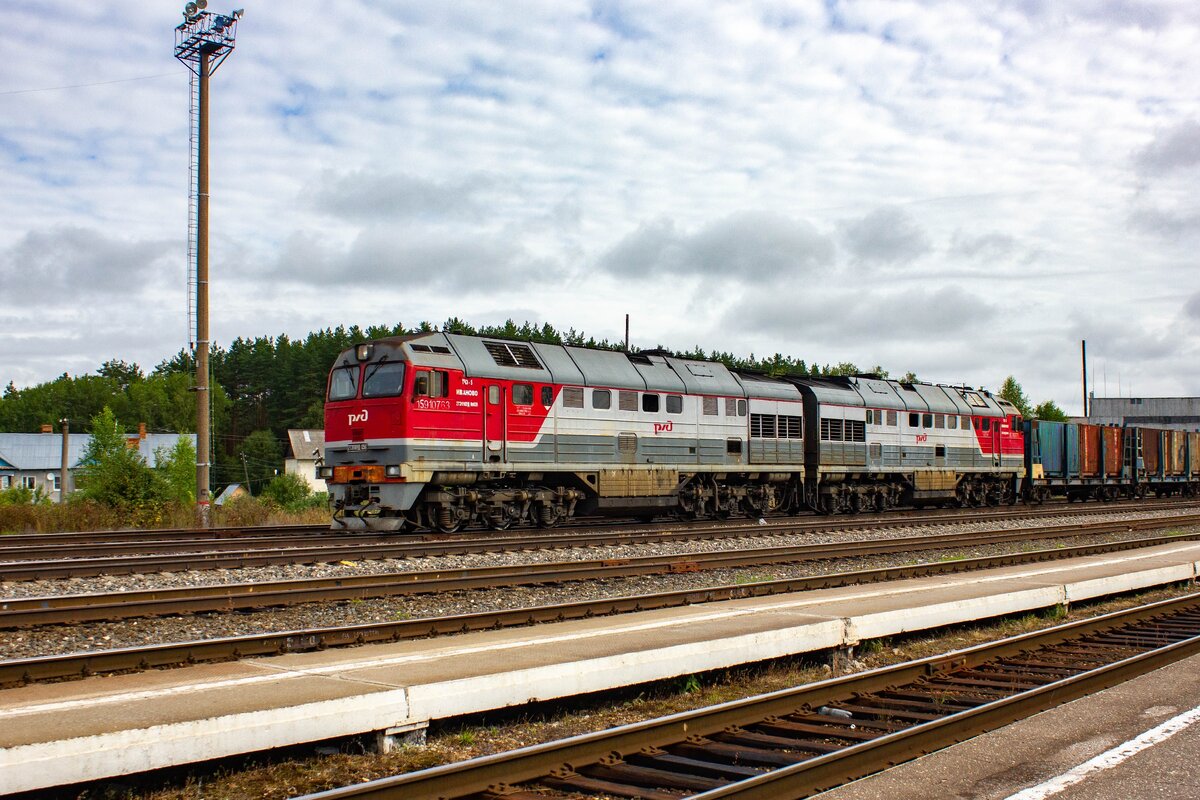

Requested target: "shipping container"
[
  {"left": 1140, "top": 427, "right": 1161, "bottom": 476},
  {"left": 1079, "top": 423, "right": 1100, "bottom": 477},
  {"left": 1035, "top": 420, "right": 1068, "bottom": 478},
  {"left": 1063, "top": 422, "right": 1082, "bottom": 477},
  {"left": 1167, "top": 430, "right": 1187, "bottom": 475},
  {"left": 1101, "top": 426, "right": 1123, "bottom": 476}
]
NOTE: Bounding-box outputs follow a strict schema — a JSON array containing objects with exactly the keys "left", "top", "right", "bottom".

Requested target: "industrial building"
[{"left": 1088, "top": 396, "right": 1200, "bottom": 431}]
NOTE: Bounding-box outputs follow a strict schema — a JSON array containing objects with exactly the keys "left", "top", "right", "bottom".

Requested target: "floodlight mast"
[{"left": 174, "top": 5, "right": 241, "bottom": 526}]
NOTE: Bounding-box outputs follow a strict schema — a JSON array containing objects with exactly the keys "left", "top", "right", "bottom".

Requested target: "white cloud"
[{"left": 2, "top": 0, "right": 1199, "bottom": 414}]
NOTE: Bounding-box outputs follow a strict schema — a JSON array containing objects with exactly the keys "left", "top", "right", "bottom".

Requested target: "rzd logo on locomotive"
[
  {"left": 348, "top": 409, "right": 369, "bottom": 425},
  {"left": 653, "top": 421, "right": 673, "bottom": 434}
]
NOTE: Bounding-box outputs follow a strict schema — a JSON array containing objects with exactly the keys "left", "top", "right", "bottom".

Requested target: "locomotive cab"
[{"left": 323, "top": 337, "right": 428, "bottom": 531}]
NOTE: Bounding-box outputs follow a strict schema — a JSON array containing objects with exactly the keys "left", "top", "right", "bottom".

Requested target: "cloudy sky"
[{"left": 3, "top": 1, "right": 1199, "bottom": 412}]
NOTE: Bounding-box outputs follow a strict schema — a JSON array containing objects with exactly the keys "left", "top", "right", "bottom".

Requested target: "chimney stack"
[
  {"left": 40, "top": 424, "right": 53, "bottom": 434},
  {"left": 138, "top": 422, "right": 147, "bottom": 440}
]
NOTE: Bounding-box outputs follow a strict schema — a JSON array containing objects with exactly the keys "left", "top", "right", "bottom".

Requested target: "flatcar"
[
  {"left": 320, "top": 332, "right": 1031, "bottom": 531},
  {"left": 1025, "top": 420, "right": 1199, "bottom": 502}
]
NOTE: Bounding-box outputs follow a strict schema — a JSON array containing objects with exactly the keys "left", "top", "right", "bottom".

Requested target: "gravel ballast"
[{"left": 1, "top": 507, "right": 1195, "bottom": 660}]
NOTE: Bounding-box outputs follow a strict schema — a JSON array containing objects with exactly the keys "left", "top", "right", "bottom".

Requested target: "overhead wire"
[{"left": 0, "top": 72, "right": 181, "bottom": 97}]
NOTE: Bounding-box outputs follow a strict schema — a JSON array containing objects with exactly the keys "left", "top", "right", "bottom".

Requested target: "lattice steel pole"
[{"left": 174, "top": 4, "right": 242, "bottom": 525}]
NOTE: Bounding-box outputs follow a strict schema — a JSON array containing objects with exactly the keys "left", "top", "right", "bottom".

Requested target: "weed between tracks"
[{"left": 32, "top": 581, "right": 1191, "bottom": 800}]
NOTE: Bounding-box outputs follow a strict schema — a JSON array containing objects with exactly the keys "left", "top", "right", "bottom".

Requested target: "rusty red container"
[
  {"left": 1079, "top": 424, "right": 1100, "bottom": 476},
  {"left": 1141, "top": 428, "right": 1161, "bottom": 475},
  {"left": 1101, "top": 427, "right": 1123, "bottom": 476},
  {"left": 1166, "top": 430, "right": 1187, "bottom": 475}
]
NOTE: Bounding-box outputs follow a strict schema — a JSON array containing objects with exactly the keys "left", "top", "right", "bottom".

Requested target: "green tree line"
[{"left": 2, "top": 319, "right": 1071, "bottom": 490}]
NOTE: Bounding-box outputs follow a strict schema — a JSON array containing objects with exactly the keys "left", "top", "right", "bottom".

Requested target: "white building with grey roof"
[{"left": 0, "top": 426, "right": 195, "bottom": 502}]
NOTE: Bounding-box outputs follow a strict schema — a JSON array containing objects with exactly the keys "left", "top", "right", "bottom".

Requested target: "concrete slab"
[{"left": 1, "top": 541, "right": 1199, "bottom": 793}]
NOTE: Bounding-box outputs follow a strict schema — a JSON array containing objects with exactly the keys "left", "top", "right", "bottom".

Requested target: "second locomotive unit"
[{"left": 321, "top": 332, "right": 1024, "bottom": 531}]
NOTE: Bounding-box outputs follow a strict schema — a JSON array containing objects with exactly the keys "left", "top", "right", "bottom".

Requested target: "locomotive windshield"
[
  {"left": 328, "top": 366, "right": 359, "bottom": 400},
  {"left": 362, "top": 361, "right": 406, "bottom": 398}
]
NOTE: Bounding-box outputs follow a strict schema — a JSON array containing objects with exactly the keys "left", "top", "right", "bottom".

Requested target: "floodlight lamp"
[
  {"left": 184, "top": 2, "right": 198, "bottom": 16},
  {"left": 196, "top": 0, "right": 208, "bottom": 9},
  {"left": 232, "top": 8, "right": 244, "bottom": 18}
]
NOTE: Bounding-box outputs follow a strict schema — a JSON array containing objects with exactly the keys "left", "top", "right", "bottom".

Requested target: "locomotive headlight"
[
  {"left": 317, "top": 466, "right": 333, "bottom": 479},
  {"left": 355, "top": 343, "right": 374, "bottom": 361},
  {"left": 385, "top": 465, "right": 402, "bottom": 478}
]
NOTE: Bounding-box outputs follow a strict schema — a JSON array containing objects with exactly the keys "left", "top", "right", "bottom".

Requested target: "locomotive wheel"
[{"left": 848, "top": 492, "right": 863, "bottom": 515}]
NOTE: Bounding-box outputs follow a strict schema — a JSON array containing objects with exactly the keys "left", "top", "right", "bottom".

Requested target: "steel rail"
[
  {"left": 3, "top": 519, "right": 1199, "bottom": 628},
  {"left": 0, "top": 531, "right": 403, "bottom": 561},
  {"left": 4, "top": 505, "right": 1199, "bottom": 581},
  {"left": 2, "top": 526, "right": 1197, "bottom": 687},
  {"left": 0, "top": 522, "right": 322, "bottom": 547},
  {"left": 294, "top": 593, "right": 1200, "bottom": 800}
]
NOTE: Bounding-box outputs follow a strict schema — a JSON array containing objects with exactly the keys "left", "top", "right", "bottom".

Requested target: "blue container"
[
  {"left": 1063, "top": 422, "right": 1081, "bottom": 478},
  {"left": 1037, "top": 420, "right": 1068, "bottom": 478}
]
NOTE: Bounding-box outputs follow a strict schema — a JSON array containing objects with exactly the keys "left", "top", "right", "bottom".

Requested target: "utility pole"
[
  {"left": 59, "top": 418, "right": 70, "bottom": 503},
  {"left": 1081, "top": 339, "right": 1088, "bottom": 418},
  {"left": 175, "top": 3, "right": 243, "bottom": 526}
]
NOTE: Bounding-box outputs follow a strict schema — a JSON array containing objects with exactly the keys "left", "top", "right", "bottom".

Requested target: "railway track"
[
  {"left": 297, "top": 591, "right": 1200, "bottom": 800},
  {"left": 4, "top": 516, "right": 1200, "bottom": 627},
  {"left": 3, "top": 502, "right": 1196, "bottom": 580},
  {"left": 1, "top": 498, "right": 1192, "bottom": 557},
  {"left": 3, "top": 522, "right": 1197, "bottom": 687}
]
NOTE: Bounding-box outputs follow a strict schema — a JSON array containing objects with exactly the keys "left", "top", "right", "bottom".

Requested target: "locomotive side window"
[
  {"left": 592, "top": 389, "right": 611, "bottom": 410},
  {"left": 737, "top": 400, "right": 747, "bottom": 416},
  {"left": 909, "top": 412, "right": 919, "bottom": 428},
  {"left": 725, "top": 398, "right": 737, "bottom": 416},
  {"left": 934, "top": 414, "right": 945, "bottom": 428},
  {"left": 666, "top": 395, "right": 683, "bottom": 414},
  {"left": 563, "top": 387, "right": 584, "bottom": 408},
  {"left": 364, "top": 362, "right": 409, "bottom": 398},
  {"left": 948, "top": 415, "right": 958, "bottom": 429},
  {"left": 410, "top": 368, "right": 448, "bottom": 400},
  {"left": 512, "top": 384, "right": 533, "bottom": 406},
  {"left": 488, "top": 385, "right": 500, "bottom": 405},
  {"left": 887, "top": 410, "right": 897, "bottom": 426},
  {"left": 981, "top": 419, "right": 991, "bottom": 432},
  {"left": 962, "top": 415, "right": 970, "bottom": 429},
  {"left": 702, "top": 397, "right": 718, "bottom": 416},
  {"left": 619, "top": 391, "right": 638, "bottom": 411},
  {"left": 642, "top": 393, "right": 660, "bottom": 413},
  {"left": 922, "top": 414, "right": 933, "bottom": 428},
  {"left": 866, "top": 410, "right": 874, "bottom": 425},
  {"left": 541, "top": 386, "right": 553, "bottom": 407},
  {"left": 328, "top": 366, "right": 360, "bottom": 400}
]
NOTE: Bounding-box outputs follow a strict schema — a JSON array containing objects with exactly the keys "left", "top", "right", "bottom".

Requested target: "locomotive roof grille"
[{"left": 484, "top": 340, "right": 542, "bottom": 369}]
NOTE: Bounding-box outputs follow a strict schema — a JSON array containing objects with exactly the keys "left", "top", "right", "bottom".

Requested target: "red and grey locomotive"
[{"left": 321, "top": 332, "right": 1025, "bottom": 531}]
